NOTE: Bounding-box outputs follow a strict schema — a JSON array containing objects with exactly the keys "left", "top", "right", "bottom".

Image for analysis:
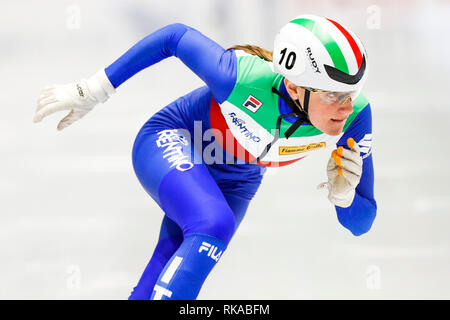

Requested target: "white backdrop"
[{"left": 1, "top": 0, "right": 449, "bottom": 299}]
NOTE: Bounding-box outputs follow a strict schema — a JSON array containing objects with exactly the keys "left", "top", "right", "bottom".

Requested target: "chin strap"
[
  {"left": 248, "top": 87, "right": 312, "bottom": 164},
  {"left": 271, "top": 87, "right": 311, "bottom": 126},
  {"left": 300, "top": 89, "right": 311, "bottom": 116}
]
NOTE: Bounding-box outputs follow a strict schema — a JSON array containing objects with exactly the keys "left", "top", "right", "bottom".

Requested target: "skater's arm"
[
  {"left": 334, "top": 104, "right": 377, "bottom": 236},
  {"left": 105, "top": 23, "right": 237, "bottom": 103},
  {"left": 34, "top": 24, "right": 237, "bottom": 130}
]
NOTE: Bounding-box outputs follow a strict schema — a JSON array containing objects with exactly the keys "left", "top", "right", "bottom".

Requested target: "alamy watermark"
[
  {"left": 366, "top": 5, "right": 381, "bottom": 30},
  {"left": 151, "top": 120, "right": 285, "bottom": 171},
  {"left": 366, "top": 265, "right": 381, "bottom": 290},
  {"left": 66, "top": 265, "right": 81, "bottom": 291},
  {"left": 66, "top": 5, "right": 81, "bottom": 30}
]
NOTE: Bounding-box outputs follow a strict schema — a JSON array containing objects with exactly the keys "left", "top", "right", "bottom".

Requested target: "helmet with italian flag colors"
[{"left": 273, "top": 14, "right": 368, "bottom": 94}]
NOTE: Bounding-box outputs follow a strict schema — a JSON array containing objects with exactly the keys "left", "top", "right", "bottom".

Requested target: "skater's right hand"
[{"left": 34, "top": 70, "right": 115, "bottom": 131}]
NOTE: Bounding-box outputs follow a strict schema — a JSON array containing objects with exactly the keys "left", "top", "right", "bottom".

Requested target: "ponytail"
[{"left": 227, "top": 44, "right": 273, "bottom": 62}]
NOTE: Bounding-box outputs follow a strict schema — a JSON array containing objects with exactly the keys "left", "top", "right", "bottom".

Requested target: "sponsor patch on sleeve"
[{"left": 358, "top": 133, "right": 373, "bottom": 159}]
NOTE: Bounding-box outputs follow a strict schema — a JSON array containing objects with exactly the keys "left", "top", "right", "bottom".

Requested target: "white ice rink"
[{"left": 1, "top": 0, "right": 449, "bottom": 299}]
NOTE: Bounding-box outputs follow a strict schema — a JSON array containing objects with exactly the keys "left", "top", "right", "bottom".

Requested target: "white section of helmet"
[{"left": 273, "top": 14, "right": 369, "bottom": 94}]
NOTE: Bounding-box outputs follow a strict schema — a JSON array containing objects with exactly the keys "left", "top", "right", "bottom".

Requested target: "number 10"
[{"left": 279, "top": 48, "right": 296, "bottom": 70}]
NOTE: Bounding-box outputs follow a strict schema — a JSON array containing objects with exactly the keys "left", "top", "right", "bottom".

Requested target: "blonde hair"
[{"left": 227, "top": 44, "right": 273, "bottom": 62}]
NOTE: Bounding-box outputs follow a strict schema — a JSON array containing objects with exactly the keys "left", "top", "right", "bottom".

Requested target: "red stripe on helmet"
[{"left": 326, "top": 18, "right": 363, "bottom": 68}]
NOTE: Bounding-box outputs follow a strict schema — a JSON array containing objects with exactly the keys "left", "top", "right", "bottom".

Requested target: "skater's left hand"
[{"left": 325, "top": 137, "right": 362, "bottom": 208}]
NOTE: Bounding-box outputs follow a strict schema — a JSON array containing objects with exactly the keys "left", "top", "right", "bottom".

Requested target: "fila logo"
[
  {"left": 198, "top": 242, "right": 223, "bottom": 262},
  {"left": 242, "top": 95, "right": 263, "bottom": 113}
]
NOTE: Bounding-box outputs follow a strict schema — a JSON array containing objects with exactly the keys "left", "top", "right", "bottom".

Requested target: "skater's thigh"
[
  {"left": 132, "top": 125, "right": 199, "bottom": 205},
  {"left": 132, "top": 126, "right": 236, "bottom": 244}
]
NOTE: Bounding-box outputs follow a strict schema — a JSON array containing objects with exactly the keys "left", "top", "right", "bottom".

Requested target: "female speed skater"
[{"left": 34, "top": 14, "right": 377, "bottom": 300}]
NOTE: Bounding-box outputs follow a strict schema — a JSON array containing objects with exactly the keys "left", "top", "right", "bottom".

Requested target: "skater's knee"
[{"left": 185, "top": 200, "right": 236, "bottom": 244}]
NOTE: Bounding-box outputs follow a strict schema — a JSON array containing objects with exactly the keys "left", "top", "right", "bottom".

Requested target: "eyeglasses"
[{"left": 302, "top": 87, "right": 359, "bottom": 105}]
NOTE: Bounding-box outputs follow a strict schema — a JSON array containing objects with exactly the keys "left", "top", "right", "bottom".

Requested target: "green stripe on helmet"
[{"left": 290, "top": 18, "right": 349, "bottom": 74}]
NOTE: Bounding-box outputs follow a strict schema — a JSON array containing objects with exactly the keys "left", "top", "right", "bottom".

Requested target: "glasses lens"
[{"left": 318, "top": 91, "right": 358, "bottom": 104}]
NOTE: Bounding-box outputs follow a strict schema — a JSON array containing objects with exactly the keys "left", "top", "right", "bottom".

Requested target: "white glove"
[
  {"left": 34, "top": 70, "right": 115, "bottom": 130},
  {"left": 320, "top": 137, "right": 363, "bottom": 208}
]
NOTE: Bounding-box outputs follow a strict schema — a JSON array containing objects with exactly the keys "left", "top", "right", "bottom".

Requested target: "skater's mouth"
[{"left": 331, "top": 117, "right": 347, "bottom": 123}]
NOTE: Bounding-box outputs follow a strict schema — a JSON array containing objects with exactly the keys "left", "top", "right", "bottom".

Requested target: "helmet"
[{"left": 273, "top": 14, "right": 368, "bottom": 94}]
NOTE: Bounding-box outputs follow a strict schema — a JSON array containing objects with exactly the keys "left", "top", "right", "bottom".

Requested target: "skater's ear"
[{"left": 284, "top": 78, "right": 302, "bottom": 101}]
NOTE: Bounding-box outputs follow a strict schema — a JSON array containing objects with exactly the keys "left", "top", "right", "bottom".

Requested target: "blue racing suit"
[{"left": 103, "top": 23, "right": 377, "bottom": 300}]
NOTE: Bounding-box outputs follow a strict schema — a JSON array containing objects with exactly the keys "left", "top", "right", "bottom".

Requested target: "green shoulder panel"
[{"left": 226, "top": 55, "right": 282, "bottom": 129}]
